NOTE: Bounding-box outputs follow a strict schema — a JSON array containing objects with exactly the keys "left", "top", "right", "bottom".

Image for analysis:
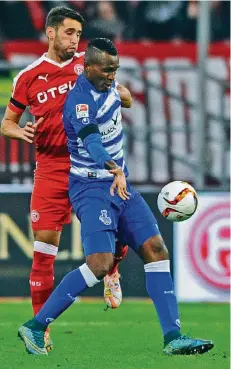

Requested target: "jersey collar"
[{"left": 42, "top": 53, "right": 75, "bottom": 68}]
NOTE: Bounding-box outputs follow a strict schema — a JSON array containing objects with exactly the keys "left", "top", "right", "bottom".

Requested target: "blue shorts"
[{"left": 69, "top": 175, "right": 160, "bottom": 256}]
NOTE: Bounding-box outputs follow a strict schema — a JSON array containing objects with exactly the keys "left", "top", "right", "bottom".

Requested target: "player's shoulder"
[
  {"left": 68, "top": 87, "right": 94, "bottom": 107},
  {"left": 74, "top": 80, "right": 96, "bottom": 104},
  {"left": 65, "top": 81, "right": 96, "bottom": 116},
  {"left": 13, "top": 54, "right": 46, "bottom": 84}
]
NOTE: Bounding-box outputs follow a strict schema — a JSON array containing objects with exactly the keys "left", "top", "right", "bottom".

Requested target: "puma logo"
[{"left": 38, "top": 74, "right": 48, "bottom": 82}]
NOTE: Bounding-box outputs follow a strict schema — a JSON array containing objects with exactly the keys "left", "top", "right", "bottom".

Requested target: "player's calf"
[
  {"left": 104, "top": 242, "right": 128, "bottom": 309},
  {"left": 30, "top": 241, "right": 58, "bottom": 315},
  {"left": 109, "top": 242, "right": 128, "bottom": 275}
]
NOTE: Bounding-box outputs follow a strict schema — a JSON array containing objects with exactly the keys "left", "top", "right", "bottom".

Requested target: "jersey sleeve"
[
  {"left": 67, "top": 91, "right": 98, "bottom": 136},
  {"left": 8, "top": 72, "right": 29, "bottom": 113}
]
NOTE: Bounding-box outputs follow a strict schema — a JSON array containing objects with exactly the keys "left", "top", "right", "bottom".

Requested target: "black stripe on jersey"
[
  {"left": 10, "top": 97, "right": 26, "bottom": 110},
  {"left": 78, "top": 124, "right": 100, "bottom": 141}
]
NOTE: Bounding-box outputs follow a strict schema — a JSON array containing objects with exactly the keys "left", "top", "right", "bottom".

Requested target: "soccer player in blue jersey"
[{"left": 18, "top": 38, "right": 214, "bottom": 356}]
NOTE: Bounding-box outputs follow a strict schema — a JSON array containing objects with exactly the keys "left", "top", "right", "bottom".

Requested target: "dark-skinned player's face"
[
  {"left": 86, "top": 52, "right": 120, "bottom": 92},
  {"left": 49, "top": 18, "right": 82, "bottom": 61}
]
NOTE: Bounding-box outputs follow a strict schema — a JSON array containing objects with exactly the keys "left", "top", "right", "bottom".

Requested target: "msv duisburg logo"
[{"left": 99, "top": 210, "right": 111, "bottom": 225}]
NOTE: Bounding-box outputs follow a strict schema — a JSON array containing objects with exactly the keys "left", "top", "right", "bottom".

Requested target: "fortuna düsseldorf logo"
[
  {"left": 31, "top": 210, "right": 40, "bottom": 223},
  {"left": 74, "top": 64, "right": 84, "bottom": 75},
  {"left": 189, "top": 203, "right": 230, "bottom": 290}
]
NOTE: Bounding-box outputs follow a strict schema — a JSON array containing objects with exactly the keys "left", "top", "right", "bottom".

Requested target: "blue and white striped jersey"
[{"left": 63, "top": 73, "right": 128, "bottom": 181}]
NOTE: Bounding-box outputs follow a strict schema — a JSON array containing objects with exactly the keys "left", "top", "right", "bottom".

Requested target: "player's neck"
[{"left": 46, "top": 49, "right": 72, "bottom": 64}]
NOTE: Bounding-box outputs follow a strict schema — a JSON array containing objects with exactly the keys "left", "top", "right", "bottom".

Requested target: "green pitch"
[
  {"left": 0, "top": 300, "right": 229, "bottom": 369},
  {"left": 0, "top": 78, "right": 12, "bottom": 107}
]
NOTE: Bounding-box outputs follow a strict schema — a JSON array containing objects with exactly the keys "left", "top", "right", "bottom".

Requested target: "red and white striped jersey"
[{"left": 8, "top": 52, "right": 85, "bottom": 163}]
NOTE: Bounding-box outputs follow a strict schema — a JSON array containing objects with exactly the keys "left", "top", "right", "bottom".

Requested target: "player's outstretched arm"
[
  {"left": 1, "top": 107, "right": 43, "bottom": 144},
  {"left": 117, "top": 83, "right": 132, "bottom": 108}
]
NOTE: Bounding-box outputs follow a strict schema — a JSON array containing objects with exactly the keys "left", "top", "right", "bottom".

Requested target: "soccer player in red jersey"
[{"left": 1, "top": 7, "right": 130, "bottom": 349}]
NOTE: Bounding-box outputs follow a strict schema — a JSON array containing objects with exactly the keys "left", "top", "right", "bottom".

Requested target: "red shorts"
[{"left": 30, "top": 161, "right": 72, "bottom": 231}]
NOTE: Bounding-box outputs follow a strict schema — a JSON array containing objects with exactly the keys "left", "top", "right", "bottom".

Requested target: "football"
[{"left": 157, "top": 181, "right": 198, "bottom": 222}]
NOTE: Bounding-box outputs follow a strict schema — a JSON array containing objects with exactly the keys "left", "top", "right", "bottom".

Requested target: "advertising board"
[{"left": 174, "top": 193, "right": 230, "bottom": 302}]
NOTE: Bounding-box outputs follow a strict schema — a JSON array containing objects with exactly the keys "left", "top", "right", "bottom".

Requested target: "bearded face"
[
  {"left": 53, "top": 33, "right": 77, "bottom": 61},
  {"left": 48, "top": 18, "right": 82, "bottom": 62}
]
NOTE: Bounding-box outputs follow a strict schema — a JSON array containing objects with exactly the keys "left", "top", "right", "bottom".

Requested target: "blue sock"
[
  {"left": 145, "top": 260, "right": 181, "bottom": 344},
  {"left": 34, "top": 263, "right": 99, "bottom": 327}
]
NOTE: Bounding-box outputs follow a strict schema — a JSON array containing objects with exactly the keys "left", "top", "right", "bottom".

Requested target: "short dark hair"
[
  {"left": 45, "top": 6, "right": 84, "bottom": 29},
  {"left": 87, "top": 38, "right": 118, "bottom": 56}
]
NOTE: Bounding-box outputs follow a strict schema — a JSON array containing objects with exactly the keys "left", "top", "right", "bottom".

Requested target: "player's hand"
[
  {"left": 109, "top": 167, "right": 130, "bottom": 200},
  {"left": 19, "top": 117, "right": 43, "bottom": 143}
]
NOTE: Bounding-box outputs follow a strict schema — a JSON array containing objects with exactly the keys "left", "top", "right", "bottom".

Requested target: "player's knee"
[
  {"left": 97, "top": 263, "right": 113, "bottom": 279},
  {"left": 90, "top": 262, "right": 113, "bottom": 279},
  {"left": 86, "top": 253, "right": 114, "bottom": 279},
  {"left": 139, "top": 235, "right": 169, "bottom": 263},
  {"left": 151, "top": 236, "right": 168, "bottom": 254},
  {"left": 34, "top": 230, "right": 61, "bottom": 247}
]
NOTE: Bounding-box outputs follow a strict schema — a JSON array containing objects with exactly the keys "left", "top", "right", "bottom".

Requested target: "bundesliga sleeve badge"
[{"left": 76, "top": 104, "right": 89, "bottom": 119}]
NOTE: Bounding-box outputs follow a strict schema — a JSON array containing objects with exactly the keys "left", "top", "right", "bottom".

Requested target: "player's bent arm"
[
  {"left": 79, "top": 126, "right": 113, "bottom": 168},
  {"left": 79, "top": 127, "right": 129, "bottom": 200},
  {"left": 85, "top": 138, "right": 129, "bottom": 201},
  {"left": 117, "top": 83, "right": 133, "bottom": 108},
  {"left": 1, "top": 107, "right": 23, "bottom": 139},
  {"left": 1, "top": 107, "right": 42, "bottom": 144}
]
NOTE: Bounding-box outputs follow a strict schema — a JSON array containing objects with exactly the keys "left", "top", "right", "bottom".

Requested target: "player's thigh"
[
  {"left": 137, "top": 234, "right": 169, "bottom": 263},
  {"left": 72, "top": 192, "right": 119, "bottom": 250},
  {"left": 30, "top": 177, "right": 71, "bottom": 233},
  {"left": 118, "top": 190, "right": 160, "bottom": 252}
]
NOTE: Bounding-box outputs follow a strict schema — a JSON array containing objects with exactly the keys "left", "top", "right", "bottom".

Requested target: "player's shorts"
[
  {"left": 69, "top": 175, "right": 160, "bottom": 256},
  {"left": 30, "top": 161, "right": 72, "bottom": 232}
]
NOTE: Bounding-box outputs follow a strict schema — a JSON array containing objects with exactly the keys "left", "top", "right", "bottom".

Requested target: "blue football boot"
[
  {"left": 18, "top": 319, "right": 47, "bottom": 355},
  {"left": 163, "top": 335, "right": 214, "bottom": 355}
]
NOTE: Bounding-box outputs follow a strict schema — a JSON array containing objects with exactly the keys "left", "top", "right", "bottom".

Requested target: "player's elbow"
[
  {"left": 117, "top": 84, "right": 133, "bottom": 109},
  {"left": 121, "top": 97, "right": 133, "bottom": 109}
]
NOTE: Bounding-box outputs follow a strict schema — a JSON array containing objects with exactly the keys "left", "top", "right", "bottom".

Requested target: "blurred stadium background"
[{"left": 0, "top": 0, "right": 230, "bottom": 309}]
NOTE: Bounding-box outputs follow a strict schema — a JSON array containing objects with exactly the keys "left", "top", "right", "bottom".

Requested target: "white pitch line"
[{"left": 0, "top": 321, "right": 225, "bottom": 327}]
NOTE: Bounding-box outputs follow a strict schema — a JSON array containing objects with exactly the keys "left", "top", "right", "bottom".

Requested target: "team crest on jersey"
[
  {"left": 31, "top": 210, "right": 40, "bottom": 222},
  {"left": 74, "top": 64, "right": 84, "bottom": 75},
  {"left": 99, "top": 210, "right": 111, "bottom": 225},
  {"left": 76, "top": 104, "right": 89, "bottom": 118}
]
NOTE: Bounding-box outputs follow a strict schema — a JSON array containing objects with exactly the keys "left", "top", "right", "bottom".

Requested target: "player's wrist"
[
  {"left": 9, "top": 126, "right": 23, "bottom": 140},
  {"left": 104, "top": 160, "right": 119, "bottom": 171}
]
